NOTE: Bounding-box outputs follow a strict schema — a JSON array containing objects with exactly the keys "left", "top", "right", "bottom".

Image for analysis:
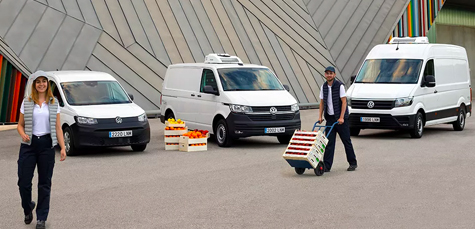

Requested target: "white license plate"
[
  {"left": 109, "top": 130, "right": 132, "bottom": 138},
  {"left": 360, "top": 117, "right": 380, "bottom": 123},
  {"left": 265, "top": 127, "right": 285, "bottom": 133}
]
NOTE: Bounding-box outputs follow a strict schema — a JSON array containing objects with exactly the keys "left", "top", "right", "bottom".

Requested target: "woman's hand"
[
  {"left": 60, "top": 148, "right": 66, "bottom": 161},
  {"left": 21, "top": 133, "right": 30, "bottom": 142}
]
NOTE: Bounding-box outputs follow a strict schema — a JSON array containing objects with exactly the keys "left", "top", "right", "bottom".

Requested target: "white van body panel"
[
  {"left": 223, "top": 91, "right": 297, "bottom": 106},
  {"left": 72, "top": 104, "right": 144, "bottom": 119}
]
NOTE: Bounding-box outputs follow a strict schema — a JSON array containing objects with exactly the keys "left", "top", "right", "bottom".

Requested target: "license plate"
[
  {"left": 109, "top": 130, "right": 132, "bottom": 138},
  {"left": 265, "top": 127, "right": 285, "bottom": 133},
  {"left": 360, "top": 117, "right": 380, "bottom": 123}
]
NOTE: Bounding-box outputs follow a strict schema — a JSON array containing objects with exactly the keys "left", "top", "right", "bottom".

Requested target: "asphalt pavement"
[{"left": 1, "top": 109, "right": 475, "bottom": 228}]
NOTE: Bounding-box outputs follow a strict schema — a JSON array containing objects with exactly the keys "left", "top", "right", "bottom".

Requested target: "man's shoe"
[
  {"left": 347, "top": 165, "right": 358, "bottom": 171},
  {"left": 36, "top": 220, "right": 46, "bottom": 229},
  {"left": 324, "top": 168, "right": 331, "bottom": 172},
  {"left": 24, "top": 201, "right": 35, "bottom": 224}
]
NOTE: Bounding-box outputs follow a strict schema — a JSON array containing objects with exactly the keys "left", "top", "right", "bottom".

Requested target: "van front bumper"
[
  {"left": 226, "top": 112, "right": 301, "bottom": 138},
  {"left": 71, "top": 119, "right": 151, "bottom": 147},
  {"left": 349, "top": 113, "right": 416, "bottom": 129}
]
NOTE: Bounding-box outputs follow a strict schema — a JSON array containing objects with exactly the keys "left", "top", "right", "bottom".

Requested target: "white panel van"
[
  {"left": 160, "top": 54, "right": 301, "bottom": 147},
  {"left": 347, "top": 37, "right": 472, "bottom": 138},
  {"left": 25, "top": 71, "right": 151, "bottom": 155}
]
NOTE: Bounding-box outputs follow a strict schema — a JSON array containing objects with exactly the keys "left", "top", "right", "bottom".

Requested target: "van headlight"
[
  {"left": 229, "top": 104, "right": 253, "bottom": 113},
  {"left": 395, "top": 97, "right": 413, "bottom": 107},
  {"left": 291, "top": 104, "right": 299, "bottom": 112},
  {"left": 347, "top": 97, "right": 352, "bottom": 107},
  {"left": 138, "top": 113, "right": 147, "bottom": 122},
  {"left": 76, "top": 116, "right": 98, "bottom": 125}
]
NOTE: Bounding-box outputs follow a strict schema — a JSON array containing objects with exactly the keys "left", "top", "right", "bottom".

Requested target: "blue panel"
[{"left": 285, "top": 159, "right": 314, "bottom": 169}]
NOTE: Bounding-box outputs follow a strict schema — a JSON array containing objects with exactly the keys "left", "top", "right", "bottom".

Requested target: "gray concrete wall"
[{"left": 0, "top": 0, "right": 409, "bottom": 112}]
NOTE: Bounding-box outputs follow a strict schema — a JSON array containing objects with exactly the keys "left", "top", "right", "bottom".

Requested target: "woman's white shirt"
[{"left": 20, "top": 101, "right": 61, "bottom": 136}]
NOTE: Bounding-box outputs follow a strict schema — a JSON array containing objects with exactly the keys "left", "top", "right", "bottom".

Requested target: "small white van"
[
  {"left": 160, "top": 54, "right": 301, "bottom": 147},
  {"left": 347, "top": 37, "right": 472, "bottom": 138},
  {"left": 26, "top": 71, "right": 150, "bottom": 155}
]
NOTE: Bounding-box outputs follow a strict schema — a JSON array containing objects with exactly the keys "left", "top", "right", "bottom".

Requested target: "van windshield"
[
  {"left": 355, "top": 59, "right": 423, "bottom": 84},
  {"left": 217, "top": 68, "right": 284, "bottom": 91},
  {"left": 61, "top": 81, "right": 131, "bottom": 105}
]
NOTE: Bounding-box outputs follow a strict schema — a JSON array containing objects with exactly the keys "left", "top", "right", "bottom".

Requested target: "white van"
[
  {"left": 347, "top": 37, "right": 472, "bottom": 138},
  {"left": 160, "top": 54, "right": 301, "bottom": 147},
  {"left": 26, "top": 71, "right": 150, "bottom": 155}
]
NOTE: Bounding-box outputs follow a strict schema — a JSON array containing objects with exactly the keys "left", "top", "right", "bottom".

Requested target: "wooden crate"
[
  {"left": 178, "top": 135, "right": 208, "bottom": 152},
  {"left": 165, "top": 121, "right": 186, "bottom": 128},
  {"left": 164, "top": 129, "right": 187, "bottom": 137},
  {"left": 165, "top": 143, "right": 179, "bottom": 150}
]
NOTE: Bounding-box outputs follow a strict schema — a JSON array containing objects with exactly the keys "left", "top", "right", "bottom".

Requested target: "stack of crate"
[
  {"left": 282, "top": 130, "right": 329, "bottom": 169},
  {"left": 164, "top": 121, "right": 187, "bottom": 150},
  {"left": 179, "top": 132, "right": 209, "bottom": 152}
]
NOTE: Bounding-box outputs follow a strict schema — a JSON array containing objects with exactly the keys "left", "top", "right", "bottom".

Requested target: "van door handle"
[
  {"left": 434, "top": 90, "right": 438, "bottom": 94},
  {"left": 191, "top": 94, "right": 195, "bottom": 97},
  {"left": 197, "top": 95, "right": 201, "bottom": 98}
]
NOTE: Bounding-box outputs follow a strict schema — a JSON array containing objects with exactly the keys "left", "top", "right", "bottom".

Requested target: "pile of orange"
[
  {"left": 183, "top": 131, "right": 206, "bottom": 139},
  {"left": 166, "top": 143, "right": 179, "bottom": 146},
  {"left": 190, "top": 143, "right": 206, "bottom": 146},
  {"left": 165, "top": 135, "right": 180, "bottom": 138},
  {"left": 294, "top": 133, "right": 316, "bottom": 137},
  {"left": 290, "top": 143, "right": 312, "bottom": 147},
  {"left": 165, "top": 127, "right": 186, "bottom": 130}
]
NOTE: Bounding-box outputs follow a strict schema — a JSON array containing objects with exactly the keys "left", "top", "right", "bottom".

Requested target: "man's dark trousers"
[
  {"left": 18, "top": 134, "right": 55, "bottom": 221},
  {"left": 323, "top": 115, "right": 357, "bottom": 170}
]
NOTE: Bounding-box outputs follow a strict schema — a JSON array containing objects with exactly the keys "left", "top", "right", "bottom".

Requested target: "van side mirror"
[
  {"left": 350, "top": 75, "right": 356, "bottom": 84},
  {"left": 204, "top": 85, "right": 219, "bottom": 95},
  {"left": 283, "top": 84, "right": 290, "bottom": 91},
  {"left": 128, "top": 94, "right": 134, "bottom": 101},
  {"left": 424, "top": 75, "right": 436, "bottom": 87}
]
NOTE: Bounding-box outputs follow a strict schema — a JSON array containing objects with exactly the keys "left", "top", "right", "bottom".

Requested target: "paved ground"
[{"left": 1, "top": 109, "right": 475, "bottom": 229}]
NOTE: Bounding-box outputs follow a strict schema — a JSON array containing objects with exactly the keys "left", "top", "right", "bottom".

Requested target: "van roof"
[
  {"left": 367, "top": 43, "right": 467, "bottom": 60},
  {"left": 44, "top": 71, "right": 116, "bottom": 83},
  {"left": 167, "top": 63, "right": 268, "bottom": 69}
]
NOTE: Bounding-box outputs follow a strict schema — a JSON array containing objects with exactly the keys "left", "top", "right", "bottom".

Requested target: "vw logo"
[
  {"left": 269, "top": 107, "right": 278, "bottom": 114},
  {"left": 115, "top": 116, "right": 122, "bottom": 124},
  {"left": 367, "top": 101, "right": 375, "bottom": 109}
]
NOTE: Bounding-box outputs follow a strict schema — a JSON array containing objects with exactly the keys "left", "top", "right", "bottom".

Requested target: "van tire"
[
  {"left": 64, "top": 127, "right": 77, "bottom": 156},
  {"left": 453, "top": 107, "right": 466, "bottom": 131},
  {"left": 410, "top": 112, "right": 424, "bottom": 138},
  {"left": 350, "top": 128, "right": 360, "bottom": 136},
  {"left": 214, "top": 119, "right": 232, "bottom": 147},
  {"left": 131, "top": 144, "right": 147, "bottom": 152},
  {"left": 277, "top": 135, "right": 292, "bottom": 144}
]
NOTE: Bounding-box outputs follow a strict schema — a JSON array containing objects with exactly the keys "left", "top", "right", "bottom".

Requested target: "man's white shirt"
[{"left": 319, "top": 84, "right": 346, "bottom": 115}]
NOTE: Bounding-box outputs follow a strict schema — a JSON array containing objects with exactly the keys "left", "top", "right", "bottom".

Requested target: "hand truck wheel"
[
  {"left": 295, "top": 167, "right": 305, "bottom": 175},
  {"left": 314, "top": 162, "right": 325, "bottom": 176}
]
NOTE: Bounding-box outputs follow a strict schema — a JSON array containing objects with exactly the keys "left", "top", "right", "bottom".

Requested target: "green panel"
[
  {"left": 1, "top": 64, "right": 12, "bottom": 122},
  {"left": 0, "top": 59, "right": 7, "bottom": 122},
  {"left": 7, "top": 69, "right": 17, "bottom": 122},
  {"left": 427, "top": 24, "right": 436, "bottom": 43},
  {"left": 435, "top": 6, "right": 475, "bottom": 27}
]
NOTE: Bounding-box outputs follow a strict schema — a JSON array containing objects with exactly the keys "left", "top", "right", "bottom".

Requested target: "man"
[{"left": 318, "top": 66, "right": 358, "bottom": 172}]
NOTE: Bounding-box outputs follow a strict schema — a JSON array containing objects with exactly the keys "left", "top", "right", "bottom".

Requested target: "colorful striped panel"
[
  {"left": 388, "top": 0, "right": 445, "bottom": 42},
  {"left": 0, "top": 54, "right": 28, "bottom": 123}
]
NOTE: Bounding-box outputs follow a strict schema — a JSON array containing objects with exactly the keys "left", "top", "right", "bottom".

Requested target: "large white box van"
[
  {"left": 160, "top": 54, "right": 301, "bottom": 147},
  {"left": 347, "top": 37, "right": 472, "bottom": 138},
  {"left": 25, "top": 71, "right": 151, "bottom": 155}
]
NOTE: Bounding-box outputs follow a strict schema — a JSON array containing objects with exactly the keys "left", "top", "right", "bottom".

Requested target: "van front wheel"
[
  {"left": 215, "top": 119, "right": 232, "bottom": 147},
  {"left": 410, "top": 112, "right": 424, "bottom": 138},
  {"left": 131, "top": 144, "right": 147, "bottom": 152},
  {"left": 277, "top": 135, "right": 292, "bottom": 144},
  {"left": 453, "top": 107, "right": 466, "bottom": 131},
  {"left": 64, "top": 127, "right": 77, "bottom": 156}
]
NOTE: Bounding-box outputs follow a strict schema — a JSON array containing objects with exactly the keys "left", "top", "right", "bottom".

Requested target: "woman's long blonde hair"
[{"left": 29, "top": 77, "right": 55, "bottom": 105}]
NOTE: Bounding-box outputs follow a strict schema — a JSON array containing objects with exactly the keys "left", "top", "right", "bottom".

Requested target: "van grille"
[
  {"left": 248, "top": 113, "right": 295, "bottom": 121},
  {"left": 351, "top": 100, "right": 395, "bottom": 110},
  {"left": 252, "top": 106, "right": 291, "bottom": 113}
]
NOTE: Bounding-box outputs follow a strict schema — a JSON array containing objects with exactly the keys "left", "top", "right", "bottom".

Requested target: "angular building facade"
[{"left": 0, "top": 0, "right": 454, "bottom": 122}]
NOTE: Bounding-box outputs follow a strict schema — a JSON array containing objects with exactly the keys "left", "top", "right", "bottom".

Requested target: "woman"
[{"left": 17, "top": 71, "right": 66, "bottom": 229}]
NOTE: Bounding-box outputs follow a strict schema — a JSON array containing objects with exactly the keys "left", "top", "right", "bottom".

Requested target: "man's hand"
[
  {"left": 338, "top": 118, "right": 344, "bottom": 125},
  {"left": 318, "top": 117, "right": 324, "bottom": 124},
  {"left": 60, "top": 149, "right": 67, "bottom": 161}
]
